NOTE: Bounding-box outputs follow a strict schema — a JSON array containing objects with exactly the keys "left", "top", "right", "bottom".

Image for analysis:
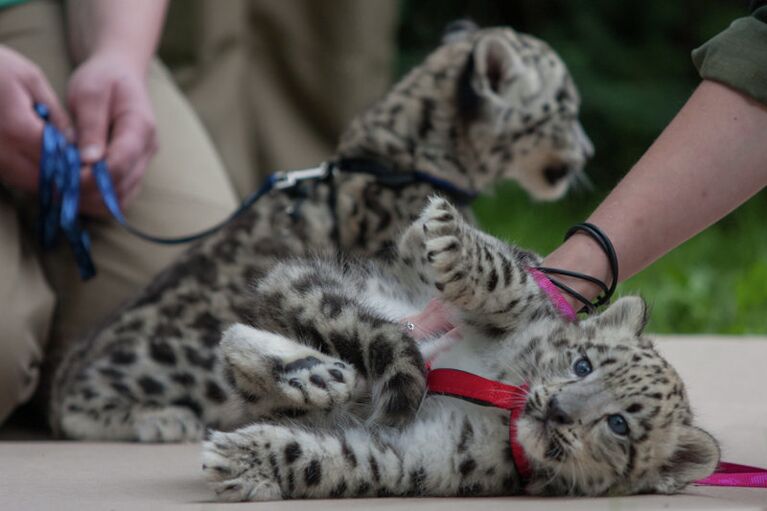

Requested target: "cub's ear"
[
  {"left": 442, "top": 19, "right": 478, "bottom": 44},
  {"left": 472, "top": 32, "right": 540, "bottom": 101},
  {"left": 654, "top": 426, "right": 720, "bottom": 494},
  {"left": 592, "top": 296, "right": 649, "bottom": 336}
]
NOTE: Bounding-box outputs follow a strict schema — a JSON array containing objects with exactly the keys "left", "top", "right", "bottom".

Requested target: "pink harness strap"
[
  {"left": 527, "top": 267, "right": 577, "bottom": 321},
  {"left": 696, "top": 462, "right": 767, "bottom": 488}
]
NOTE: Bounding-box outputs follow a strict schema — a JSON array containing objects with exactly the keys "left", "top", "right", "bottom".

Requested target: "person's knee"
[
  {"left": 0, "top": 231, "right": 54, "bottom": 425},
  {"left": 0, "top": 323, "right": 46, "bottom": 425}
]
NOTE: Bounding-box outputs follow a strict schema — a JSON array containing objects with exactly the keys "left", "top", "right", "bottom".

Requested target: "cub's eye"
[
  {"left": 573, "top": 357, "right": 592, "bottom": 377},
  {"left": 607, "top": 414, "right": 629, "bottom": 436}
]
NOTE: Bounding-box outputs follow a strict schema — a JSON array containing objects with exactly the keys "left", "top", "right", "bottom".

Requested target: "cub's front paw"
[{"left": 420, "top": 198, "right": 472, "bottom": 306}]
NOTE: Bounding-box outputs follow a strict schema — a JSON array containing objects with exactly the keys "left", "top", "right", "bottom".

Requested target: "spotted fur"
[
  {"left": 50, "top": 23, "right": 592, "bottom": 442},
  {"left": 202, "top": 198, "right": 720, "bottom": 500}
]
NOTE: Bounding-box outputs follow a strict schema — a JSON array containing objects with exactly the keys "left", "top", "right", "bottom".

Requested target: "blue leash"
[
  {"left": 38, "top": 103, "right": 96, "bottom": 278},
  {"left": 35, "top": 103, "right": 478, "bottom": 281},
  {"left": 35, "top": 103, "right": 326, "bottom": 280}
]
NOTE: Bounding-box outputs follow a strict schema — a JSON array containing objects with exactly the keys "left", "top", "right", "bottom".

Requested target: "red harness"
[
  {"left": 426, "top": 368, "right": 532, "bottom": 480},
  {"left": 423, "top": 269, "right": 767, "bottom": 489}
]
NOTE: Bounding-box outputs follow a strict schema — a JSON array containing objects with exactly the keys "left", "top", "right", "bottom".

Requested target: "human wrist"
[
  {"left": 541, "top": 233, "right": 613, "bottom": 310},
  {"left": 84, "top": 46, "right": 151, "bottom": 78},
  {"left": 66, "top": 0, "right": 167, "bottom": 77}
]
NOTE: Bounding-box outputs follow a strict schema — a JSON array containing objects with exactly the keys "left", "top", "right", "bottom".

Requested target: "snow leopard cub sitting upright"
[
  {"left": 202, "top": 198, "right": 719, "bottom": 500},
  {"left": 51, "top": 23, "right": 594, "bottom": 442}
]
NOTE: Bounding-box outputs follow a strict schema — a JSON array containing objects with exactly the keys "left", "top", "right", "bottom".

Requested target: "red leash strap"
[{"left": 427, "top": 368, "right": 532, "bottom": 480}]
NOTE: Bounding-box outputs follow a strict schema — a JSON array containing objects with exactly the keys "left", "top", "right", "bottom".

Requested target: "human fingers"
[
  {"left": 77, "top": 166, "right": 109, "bottom": 218},
  {"left": 401, "top": 299, "right": 456, "bottom": 340},
  {"left": 118, "top": 151, "right": 153, "bottom": 206},
  {"left": 68, "top": 78, "right": 111, "bottom": 164},
  {"left": 78, "top": 141, "right": 154, "bottom": 218},
  {"left": 22, "top": 69, "right": 72, "bottom": 139},
  {"left": 106, "top": 110, "right": 157, "bottom": 200},
  {"left": 0, "top": 150, "right": 38, "bottom": 192},
  {"left": 0, "top": 87, "right": 44, "bottom": 190}
]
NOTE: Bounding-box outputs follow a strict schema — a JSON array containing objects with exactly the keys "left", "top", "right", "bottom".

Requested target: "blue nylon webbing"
[{"left": 34, "top": 103, "right": 478, "bottom": 280}]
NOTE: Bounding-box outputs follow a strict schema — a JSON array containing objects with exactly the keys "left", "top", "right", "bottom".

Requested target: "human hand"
[
  {"left": 401, "top": 299, "right": 462, "bottom": 365},
  {"left": 401, "top": 299, "right": 458, "bottom": 341},
  {"left": 67, "top": 51, "right": 158, "bottom": 216},
  {"left": 0, "top": 46, "right": 72, "bottom": 194}
]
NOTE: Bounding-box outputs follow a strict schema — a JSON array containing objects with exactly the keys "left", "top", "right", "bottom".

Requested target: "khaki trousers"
[
  {"left": 161, "top": 0, "right": 398, "bottom": 196},
  {"left": 0, "top": 0, "right": 238, "bottom": 423}
]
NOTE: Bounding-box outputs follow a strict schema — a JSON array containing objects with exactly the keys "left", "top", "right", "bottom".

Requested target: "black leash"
[
  {"left": 334, "top": 157, "right": 477, "bottom": 206},
  {"left": 36, "top": 103, "right": 479, "bottom": 279}
]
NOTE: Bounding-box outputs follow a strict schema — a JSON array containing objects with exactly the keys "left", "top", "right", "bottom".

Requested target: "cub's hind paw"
[
  {"left": 208, "top": 477, "right": 282, "bottom": 502},
  {"left": 222, "top": 325, "right": 363, "bottom": 413},
  {"left": 203, "top": 448, "right": 282, "bottom": 502},
  {"left": 369, "top": 372, "right": 426, "bottom": 429},
  {"left": 202, "top": 427, "right": 285, "bottom": 501},
  {"left": 275, "top": 357, "right": 360, "bottom": 411}
]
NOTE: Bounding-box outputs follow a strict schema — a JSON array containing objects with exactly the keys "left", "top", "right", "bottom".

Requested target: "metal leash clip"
[{"left": 273, "top": 162, "right": 332, "bottom": 190}]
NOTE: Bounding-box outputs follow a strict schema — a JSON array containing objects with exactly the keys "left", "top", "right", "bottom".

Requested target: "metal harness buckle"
[{"left": 273, "top": 162, "right": 332, "bottom": 190}]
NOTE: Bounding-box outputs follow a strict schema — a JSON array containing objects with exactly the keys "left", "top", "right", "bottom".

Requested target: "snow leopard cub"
[
  {"left": 202, "top": 198, "right": 719, "bottom": 500},
  {"left": 51, "top": 23, "right": 594, "bottom": 442}
]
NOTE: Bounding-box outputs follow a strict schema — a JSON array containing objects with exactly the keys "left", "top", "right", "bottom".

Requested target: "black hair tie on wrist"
[{"left": 536, "top": 222, "right": 619, "bottom": 314}]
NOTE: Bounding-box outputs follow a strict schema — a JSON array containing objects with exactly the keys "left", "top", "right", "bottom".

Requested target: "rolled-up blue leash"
[
  {"left": 34, "top": 103, "right": 310, "bottom": 280},
  {"left": 38, "top": 103, "right": 95, "bottom": 279}
]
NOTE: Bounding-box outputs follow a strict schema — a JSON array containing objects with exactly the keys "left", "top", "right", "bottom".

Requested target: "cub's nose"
[
  {"left": 543, "top": 164, "right": 570, "bottom": 185},
  {"left": 545, "top": 396, "right": 573, "bottom": 425}
]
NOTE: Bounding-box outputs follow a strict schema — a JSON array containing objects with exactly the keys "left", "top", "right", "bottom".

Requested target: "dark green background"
[{"left": 398, "top": 1, "right": 767, "bottom": 333}]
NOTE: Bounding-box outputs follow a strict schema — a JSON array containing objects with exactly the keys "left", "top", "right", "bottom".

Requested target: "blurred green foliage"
[{"left": 398, "top": 1, "right": 767, "bottom": 333}]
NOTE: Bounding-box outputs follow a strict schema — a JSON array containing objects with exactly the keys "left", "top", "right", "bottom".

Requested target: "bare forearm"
[
  {"left": 544, "top": 80, "right": 767, "bottom": 307},
  {"left": 66, "top": 0, "right": 169, "bottom": 73}
]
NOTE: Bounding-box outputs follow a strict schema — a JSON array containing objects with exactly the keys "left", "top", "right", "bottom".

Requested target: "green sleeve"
[
  {"left": 0, "top": 0, "right": 27, "bottom": 8},
  {"left": 692, "top": 6, "right": 767, "bottom": 105}
]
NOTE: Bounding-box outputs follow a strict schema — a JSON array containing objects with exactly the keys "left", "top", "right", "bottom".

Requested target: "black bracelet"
[
  {"left": 537, "top": 222, "right": 619, "bottom": 314},
  {"left": 565, "top": 223, "right": 619, "bottom": 306},
  {"left": 547, "top": 278, "right": 597, "bottom": 315}
]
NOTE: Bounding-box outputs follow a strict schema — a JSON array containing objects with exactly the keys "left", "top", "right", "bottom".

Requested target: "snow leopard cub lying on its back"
[{"left": 203, "top": 198, "right": 720, "bottom": 500}]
